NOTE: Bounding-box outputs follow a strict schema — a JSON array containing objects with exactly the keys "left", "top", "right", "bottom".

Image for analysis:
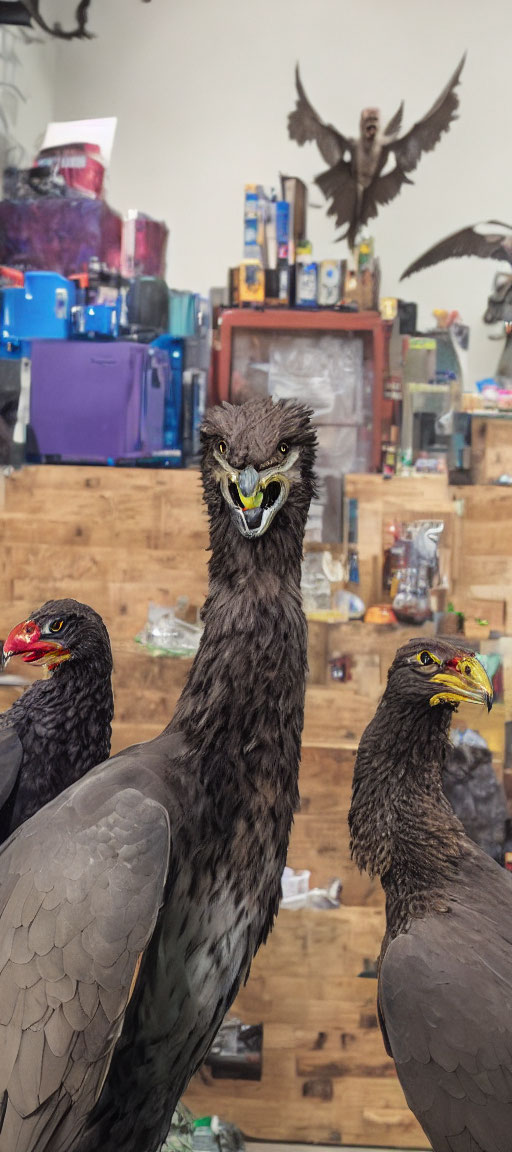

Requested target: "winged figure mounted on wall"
[
  {"left": 288, "top": 56, "right": 465, "bottom": 249},
  {"left": 400, "top": 221, "right": 512, "bottom": 328},
  {"left": 0, "top": 0, "right": 152, "bottom": 40},
  {"left": 401, "top": 221, "right": 512, "bottom": 280}
]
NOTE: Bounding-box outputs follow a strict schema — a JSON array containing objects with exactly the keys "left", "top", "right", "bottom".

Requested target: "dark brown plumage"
[
  {"left": 401, "top": 221, "right": 512, "bottom": 280},
  {"left": 0, "top": 398, "right": 316, "bottom": 1152},
  {"left": 347, "top": 637, "right": 512, "bottom": 1152},
  {"left": 0, "top": 597, "right": 113, "bottom": 841},
  {"left": 288, "top": 57, "right": 465, "bottom": 248},
  {"left": 442, "top": 735, "right": 507, "bottom": 865}
]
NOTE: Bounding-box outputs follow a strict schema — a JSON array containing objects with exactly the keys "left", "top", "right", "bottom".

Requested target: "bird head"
[
  {"left": 360, "top": 107, "right": 380, "bottom": 141},
  {"left": 2, "top": 598, "right": 112, "bottom": 675},
  {"left": 201, "top": 398, "right": 317, "bottom": 540},
  {"left": 387, "top": 637, "right": 493, "bottom": 713}
]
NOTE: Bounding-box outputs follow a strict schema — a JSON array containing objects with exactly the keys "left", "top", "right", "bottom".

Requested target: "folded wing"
[
  {"left": 380, "top": 876, "right": 512, "bottom": 1152},
  {"left": 0, "top": 727, "right": 23, "bottom": 813},
  {"left": 0, "top": 774, "right": 170, "bottom": 1152}
]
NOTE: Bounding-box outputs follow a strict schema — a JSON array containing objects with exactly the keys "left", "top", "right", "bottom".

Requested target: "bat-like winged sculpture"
[
  {"left": 401, "top": 221, "right": 512, "bottom": 280},
  {"left": 288, "top": 56, "right": 465, "bottom": 249}
]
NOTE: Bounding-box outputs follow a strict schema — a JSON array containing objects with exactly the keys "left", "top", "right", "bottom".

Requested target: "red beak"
[{"left": 2, "top": 620, "right": 69, "bottom": 670}]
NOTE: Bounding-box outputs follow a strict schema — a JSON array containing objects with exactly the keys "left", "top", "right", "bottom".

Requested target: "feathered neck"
[
  {"left": 349, "top": 693, "right": 465, "bottom": 934},
  {"left": 2, "top": 659, "right": 113, "bottom": 838},
  {"left": 169, "top": 506, "right": 308, "bottom": 814},
  {"left": 7, "top": 658, "right": 113, "bottom": 764}
]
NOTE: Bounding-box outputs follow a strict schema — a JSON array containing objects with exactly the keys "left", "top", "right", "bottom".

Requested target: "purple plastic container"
[
  {"left": 29, "top": 340, "right": 167, "bottom": 462},
  {"left": 0, "top": 199, "right": 123, "bottom": 275}
]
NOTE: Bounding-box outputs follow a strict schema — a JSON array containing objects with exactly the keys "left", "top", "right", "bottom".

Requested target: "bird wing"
[
  {"left": 401, "top": 222, "right": 512, "bottom": 280},
  {"left": 288, "top": 65, "right": 350, "bottom": 167},
  {"left": 380, "top": 864, "right": 512, "bottom": 1152},
  {"left": 315, "top": 161, "right": 357, "bottom": 232},
  {"left": 0, "top": 726, "right": 23, "bottom": 813},
  {"left": 384, "top": 101, "right": 404, "bottom": 138},
  {"left": 389, "top": 54, "right": 466, "bottom": 175},
  {"left": 0, "top": 767, "right": 170, "bottom": 1152},
  {"left": 359, "top": 166, "right": 414, "bottom": 226}
]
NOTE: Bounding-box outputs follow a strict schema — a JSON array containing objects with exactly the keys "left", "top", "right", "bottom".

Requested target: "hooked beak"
[
  {"left": 2, "top": 620, "right": 70, "bottom": 671},
  {"left": 429, "top": 654, "right": 493, "bottom": 711},
  {"left": 215, "top": 449, "right": 299, "bottom": 538}
]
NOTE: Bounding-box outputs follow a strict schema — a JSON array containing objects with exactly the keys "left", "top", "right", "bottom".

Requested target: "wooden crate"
[{"left": 471, "top": 415, "right": 512, "bottom": 484}]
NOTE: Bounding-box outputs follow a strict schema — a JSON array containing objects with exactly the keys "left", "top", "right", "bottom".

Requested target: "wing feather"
[
  {"left": 391, "top": 54, "right": 466, "bottom": 173},
  {"left": 0, "top": 777, "right": 170, "bottom": 1152},
  {"left": 288, "top": 64, "right": 349, "bottom": 168},
  {"left": 315, "top": 160, "right": 357, "bottom": 231},
  {"left": 0, "top": 727, "right": 23, "bottom": 814},
  {"left": 401, "top": 222, "right": 512, "bottom": 280},
  {"left": 384, "top": 101, "right": 404, "bottom": 137},
  {"left": 380, "top": 864, "right": 512, "bottom": 1152},
  {"left": 361, "top": 166, "right": 414, "bottom": 226}
]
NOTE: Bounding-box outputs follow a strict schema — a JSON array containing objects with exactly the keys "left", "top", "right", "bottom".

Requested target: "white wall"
[
  {"left": 51, "top": 0, "right": 512, "bottom": 385},
  {"left": 0, "top": 26, "right": 56, "bottom": 168}
]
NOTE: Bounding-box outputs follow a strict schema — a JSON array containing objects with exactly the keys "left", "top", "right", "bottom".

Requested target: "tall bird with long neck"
[
  {"left": 348, "top": 637, "right": 512, "bottom": 1152},
  {"left": 0, "top": 398, "right": 316, "bottom": 1152},
  {"left": 0, "top": 598, "right": 113, "bottom": 841}
]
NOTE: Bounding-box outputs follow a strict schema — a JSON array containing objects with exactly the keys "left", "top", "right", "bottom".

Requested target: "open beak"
[
  {"left": 216, "top": 450, "right": 299, "bottom": 539},
  {"left": 2, "top": 620, "right": 70, "bottom": 671},
  {"left": 429, "top": 654, "right": 493, "bottom": 711}
]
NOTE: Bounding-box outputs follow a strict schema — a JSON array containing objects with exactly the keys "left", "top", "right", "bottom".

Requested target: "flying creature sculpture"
[
  {"left": 401, "top": 221, "right": 512, "bottom": 281},
  {"left": 288, "top": 56, "right": 465, "bottom": 249},
  {"left": 0, "top": 1, "right": 151, "bottom": 40}
]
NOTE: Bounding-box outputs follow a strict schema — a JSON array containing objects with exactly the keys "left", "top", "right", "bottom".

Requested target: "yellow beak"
[
  {"left": 429, "top": 654, "right": 493, "bottom": 711},
  {"left": 236, "top": 485, "right": 263, "bottom": 510}
]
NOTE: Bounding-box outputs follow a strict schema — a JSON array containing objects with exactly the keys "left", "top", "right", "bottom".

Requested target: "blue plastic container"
[{"left": 1, "top": 272, "right": 75, "bottom": 348}]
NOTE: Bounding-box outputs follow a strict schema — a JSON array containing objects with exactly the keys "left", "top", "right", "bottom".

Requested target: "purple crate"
[
  {"left": 0, "top": 198, "right": 123, "bottom": 276},
  {"left": 29, "top": 340, "right": 167, "bottom": 462}
]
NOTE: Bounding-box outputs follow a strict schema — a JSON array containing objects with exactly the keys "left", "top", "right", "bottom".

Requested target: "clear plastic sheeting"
[
  {"left": 230, "top": 328, "right": 373, "bottom": 541},
  {"left": 307, "top": 425, "right": 371, "bottom": 542},
  {"left": 268, "top": 333, "right": 364, "bottom": 425},
  {"left": 136, "top": 601, "right": 202, "bottom": 658}
]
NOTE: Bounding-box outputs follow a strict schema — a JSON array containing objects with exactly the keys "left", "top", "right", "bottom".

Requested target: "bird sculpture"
[
  {"left": 401, "top": 220, "right": 512, "bottom": 281},
  {"left": 346, "top": 636, "right": 512, "bottom": 1152},
  {"left": 1, "top": 1, "right": 152, "bottom": 40},
  {"left": 0, "top": 397, "right": 316, "bottom": 1152},
  {"left": 442, "top": 730, "right": 507, "bottom": 865},
  {"left": 0, "top": 597, "right": 113, "bottom": 841},
  {"left": 288, "top": 57, "right": 465, "bottom": 249}
]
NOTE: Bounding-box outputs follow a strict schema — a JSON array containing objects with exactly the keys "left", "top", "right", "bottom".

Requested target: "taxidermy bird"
[
  {"left": 288, "top": 56, "right": 465, "bottom": 249},
  {"left": 0, "top": 397, "right": 316, "bottom": 1152},
  {"left": 0, "top": 597, "right": 113, "bottom": 841},
  {"left": 346, "top": 637, "right": 512, "bottom": 1152},
  {"left": 442, "top": 730, "right": 507, "bottom": 865},
  {"left": 401, "top": 220, "right": 512, "bottom": 281}
]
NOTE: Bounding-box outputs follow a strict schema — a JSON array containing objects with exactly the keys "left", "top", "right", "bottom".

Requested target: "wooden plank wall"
[{"left": 0, "top": 465, "right": 510, "bottom": 1148}]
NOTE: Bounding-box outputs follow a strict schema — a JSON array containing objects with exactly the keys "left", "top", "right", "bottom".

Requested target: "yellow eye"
[
  {"left": 218, "top": 440, "right": 227, "bottom": 455},
  {"left": 49, "top": 620, "right": 64, "bottom": 633},
  {"left": 278, "top": 441, "right": 289, "bottom": 455},
  {"left": 418, "top": 650, "right": 435, "bottom": 666}
]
